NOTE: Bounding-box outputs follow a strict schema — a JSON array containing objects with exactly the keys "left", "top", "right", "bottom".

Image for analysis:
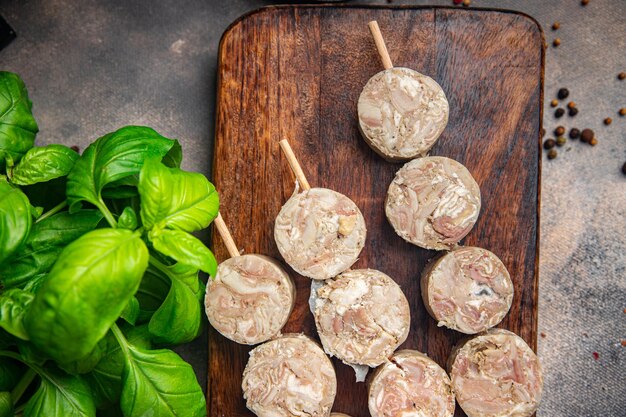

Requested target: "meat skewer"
[
  {"left": 385, "top": 156, "right": 481, "bottom": 250},
  {"left": 275, "top": 140, "right": 367, "bottom": 280},
  {"left": 448, "top": 329, "right": 543, "bottom": 417},
  {"left": 242, "top": 334, "right": 337, "bottom": 417},
  {"left": 313, "top": 269, "right": 410, "bottom": 368},
  {"left": 421, "top": 247, "right": 514, "bottom": 334},
  {"left": 368, "top": 350, "right": 455, "bottom": 417},
  {"left": 204, "top": 212, "right": 296, "bottom": 345},
  {"left": 358, "top": 21, "right": 449, "bottom": 161}
]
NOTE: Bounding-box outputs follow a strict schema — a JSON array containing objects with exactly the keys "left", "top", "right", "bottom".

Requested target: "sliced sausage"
[
  {"left": 385, "top": 156, "right": 481, "bottom": 250},
  {"left": 449, "top": 329, "right": 543, "bottom": 417},
  {"left": 358, "top": 67, "right": 449, "bottom": 161},
  {"left": 313, "top": 269, "right": 410, "bottom": 367},
  {"left": 368, "top": 350, "right": 455, "bottom": 417},
  {"left": 275, "top": 187, "right": 367, "bottom": 280},
  {"left": 421, "top": 247, "right": 514, "bottom": 334},
  {"left": 242, "top": 334, "right": 337, "bottom": 417},
  {"left": 205, "top": 254, "right": 295, "bottom": 345}
]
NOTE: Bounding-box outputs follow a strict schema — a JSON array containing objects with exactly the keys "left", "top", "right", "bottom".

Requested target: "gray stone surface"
[{"left": 0, "top": 0, "right": 623, "bottom": 415}]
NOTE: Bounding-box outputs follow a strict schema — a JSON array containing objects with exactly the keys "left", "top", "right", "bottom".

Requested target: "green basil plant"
[{"left": 0, "top": 72, "right": 218, "bottom": 416}]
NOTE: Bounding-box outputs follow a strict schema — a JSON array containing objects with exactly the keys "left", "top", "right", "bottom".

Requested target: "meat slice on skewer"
[
  {"left": 275, "top": 140, "right": 366, "bottom": 280},
  {"left": 313, "top": 269, "right": 410, "bottom": 367},
  {"left": 358, "top": 21, "right": 449, "bottom": 161},
  {"left": 205, "top": 254, "right": 295, "bottom": 345},
  {"left": 368, "top": 350, "right": 455, "bottom": 417},
  {"left": 421, "top": 247, "right": 514, "bottom": 334},
  {"left": 242, "top": 334, "right": 337, "bottom": 417},
  {"left": 386, "top": 156, "right": 481, "bottom": 250},
  {"left": 449, "top": 329, "right": 543, "bottom": 417},
  {"left": 275, "top": 187, "right": 367, "bottom": 280},
  {"left": 205, "top": 214, "right": 296, "bottom": 345}
]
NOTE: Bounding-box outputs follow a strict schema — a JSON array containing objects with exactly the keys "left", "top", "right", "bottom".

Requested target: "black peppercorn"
[
  {"left": 581, "top": 0, "right": 589, "bottom": 5},
  {"left": 543, "top": 139, "right": 556, "bottom": 150},
  {"left": 569, "top": 128, "right": 580, "bottom": 139},
  {"left": 580, "top": 128, "right": 594, "bottom": 143},
  {"left": 554, "top": 126, "right": 565, "bottom": 136},
  {"left": 555, "top": 108, "right": 565, "bottom": 118},
  {"left": 619, "top": 108, "right": 626, "bottom": 116},
  {"left": 619, "top": 72, "right": 626, "bottom": 81},
  {"left": 604, "top": 117, "right": 612, "bottom": 125},
  {"left": 547, "top": 149, "right": 557, "bottom": 159},
  {"left": 622, "top": 162, "right": 626, "bottom": 175},
  {"left": 553, "top": 38, "right": 561, "bottom": 47},
  {"left": 568, "top": 107, "right": 579, "bottom": 117},
  {"left": 70, "top": 145, "right": 80, "bottom": 152},
  {"left": 552, "top": 22, "right": 560, "bottom": 30},
  {"left": 557, "top": 88, "right": 569, "bottom": 99},
  {"left": 556, "top": 136, "right": 567, "bottom": 146}
]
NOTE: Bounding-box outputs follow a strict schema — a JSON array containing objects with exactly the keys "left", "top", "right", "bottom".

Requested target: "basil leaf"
[
  {"left": 0, "top": 289, "right": 33, "bottom": 340},
  {"left": 66, "top": 126, "right": 177, "bottom": 213},
  {"left": 24, "top": 364, "right": 95, "bottom": 417},
  {"left": 138, "top": 158, "right": 218, "bottom": 232},
  {"left": 58, "top": 341, "right": 105, "bottom": 375},
  {"left": 120, "top": 346, "right": 205, "bottom": 417},
  {"left": 118, "top": 206, "right": 138, "bottom": 230},
  {"left": 0, "top": 72, "right": 38, "bottom": 167},
  {"left": 135, "top": 265, "right": 170, "bottom": 324},
  {"left": 120, "top": 296, "right": 140, "bottom": 325},
  {"left": 149, "top": 228, "right": 217, "bottom": 277},
  {"left": 161, "top": 140, "right": 182, "bottom": 168},
  {"left": 24, "top": 228, "right": 149, "bottom": 363},
  {"left": 148, "top": 264, "right": 202, "bottom": 345},
  {"left": 0, "top": 391, "right": 11, "bottom": 417},
  {"left": 10, "top": 144, "right": 79, "bottom": 185},
  {"left": 0, "top": 210, "right": 103, "bottom": 290},
  {"left": 0, "top": 358, "right": 22, "bottom": 391},
  {"left": 84, "top": 326, "right": 151, "bottom": 409},
  {"left": 0, "top": 178, "right": 32, "bottom": 265}
]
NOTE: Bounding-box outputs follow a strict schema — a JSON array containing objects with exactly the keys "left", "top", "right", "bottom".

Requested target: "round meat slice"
[
  {"left": 368, "top": 350, "right": 455, "bottom": 417},
  {"left": 242, "top": 334, "right": 337, "bottom": 417},
  {"left": 385, "top": 156, "right": 481, "bottom": 250},
  {"left": 314, "top": 269, "right": 410, "bottom": 367},
  {"left": 205, "top": 254, "right": 295, "bottom": 345},
  {"left": 358, "top": 67, "right": 449, "bottom": 161},
  {"left": 274, "top": 187, "right": 367, "bottom": 280},
  {"left": 449, "top": 329, "right": 543, "bottom": 417},
  {"left": 421, "top": 247, "right": 513, "bottom": 334}
]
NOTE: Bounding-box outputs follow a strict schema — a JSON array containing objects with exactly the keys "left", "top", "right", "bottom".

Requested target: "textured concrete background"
[{"left": 0, "top": 0, "right": 624, "bottom": 415}]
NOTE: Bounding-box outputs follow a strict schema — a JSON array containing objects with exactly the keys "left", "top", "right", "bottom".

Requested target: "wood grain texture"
[{"left": 210, "top": 5, "right": 544, "bottom": 417}]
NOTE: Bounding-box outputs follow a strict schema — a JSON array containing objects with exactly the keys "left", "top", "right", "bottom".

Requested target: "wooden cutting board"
[{"left": 209, "top": 5, "right": 543, "bottom": 417}]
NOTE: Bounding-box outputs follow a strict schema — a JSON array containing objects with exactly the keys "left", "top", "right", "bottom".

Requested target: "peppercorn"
[
  {"left": 553, "top": 38, "right": 561, "bottom": 47},
  {"left": 581, "top": 0, "right": 589, "bottom": 5},
  {"left": 552, "top": 22, "right": 560, "bottom": 30},
  {"left": 569, "top": 128, "right": 580, "bottom": 139},
  {"left": 580, "top": 128, "right": 594, "bottom": 143},
  {"left": 567, "top": 101, "right": 576, "bottom": 109},
  {"left": 554, "top": 126, "right": 565, "bottom": 136},
  {"left": 556, "top": 136, "right": 567, "bottom": 146},
  {"left": 590, "top": 137, "right": 598, "bottom": 146},
  {"left": 557, "top": 88, "right": 569, "bottom": 99},
  {"left": 604, "top": 117, "right": 612, "bottom": 125},
  {"left": 543, "top": 139, "right": 556, "bottom": 150},
  {"left": 462, "top": 0, "right": 471, "bottom": 6},
  {"left": 569, "top": 107, "right": 579, "bottom": 117},
  {"left": 550, "top": 99, "right": 558, "bottom": 107},
  {"left": 622, "top": 162, "right": 626, "bottom": 175},
  {"left": 547, "top": 149, "right": 557, "bottom": 159},
  {"left": 70, "top": 145, "right": 80, "bottom": 152},
  {"left": 619, "top": 72, "right": 626, "bottom": 80},
  {"left": 619, "top": 108, "right": 626, "bottom": 116},
  {"left": 555, "top": 108, "right": 565, "bottom": 118}
]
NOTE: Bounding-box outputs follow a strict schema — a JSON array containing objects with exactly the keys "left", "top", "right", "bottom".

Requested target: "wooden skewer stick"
[
  {"left": 279, "top": 139, "right": 311, "bottom": 191},
  {"left": 214, "top": 212, "right": 240, "bottom": 258},
  {"left": 368, "top": 20, "right": 393, "bottom": 70}
]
